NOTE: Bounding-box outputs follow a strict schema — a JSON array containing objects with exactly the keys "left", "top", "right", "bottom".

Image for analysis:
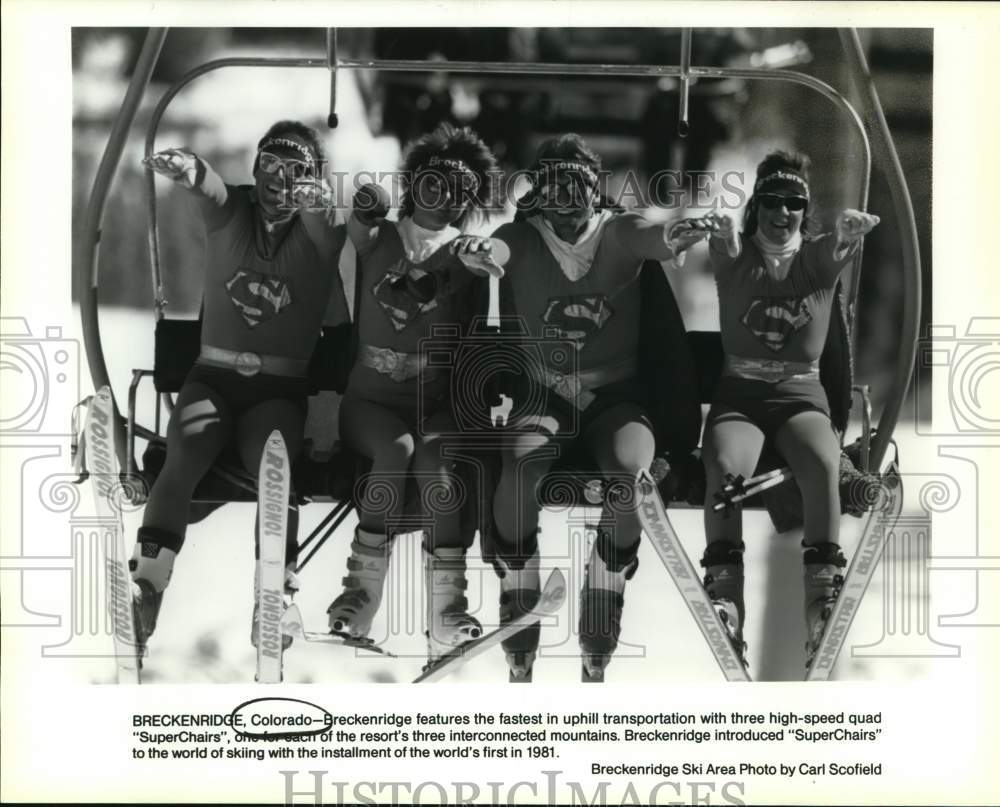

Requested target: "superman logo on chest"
[
  {"left": 540, "top": 294, "right": 614, "bottom": 351},
  {"left": 372, "top": 259, "right": 443, "bottom": 333},
  {"left": 741, "top": 296, "right": 813, "bottom": 352},
  {"left": 225, "top": 268, "right": 293, "bottom": 328}
]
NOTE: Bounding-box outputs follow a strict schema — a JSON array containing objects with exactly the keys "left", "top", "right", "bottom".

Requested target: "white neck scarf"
[
  {"left": 396, "top": 216, "right": 459, "bottom": 264},
  {"left": 751, "top": 230, "right": 802, "bottom": 277},
  {"left": 528, "top": 209, "right": 615, "bottom": 281}
]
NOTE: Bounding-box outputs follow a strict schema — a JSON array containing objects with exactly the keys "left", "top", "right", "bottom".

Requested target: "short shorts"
[
  {"left": 184, "top": 363, "right": 309, "bottom": 418},
  {"left": 706, "top": 375, "right": 831, "bottom": 440}
]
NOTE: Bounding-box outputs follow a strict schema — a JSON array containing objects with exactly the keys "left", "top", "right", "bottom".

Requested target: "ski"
[
  {"left": 805, "top": 481, "right": 902, "bottom": 681},
  {"left": 279, "top": 604, "right": 397, "bottom": 657},
  {"left": 255, "top": 430, "right": 290, "bottom": 684},
  {"left": 635, "top": 469, "right": 752, "bottom": 682},
  {"left": 414, "top": 569, "right": 567, "bottom": 683},
  {"left": 85, "top": 386, "right": 141, "bottom": 684}
]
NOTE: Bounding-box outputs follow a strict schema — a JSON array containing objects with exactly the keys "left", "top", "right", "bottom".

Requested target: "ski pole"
[
  {"left": 719, "top": 466, "right": 788, "bottom": 496},
  {"left": 713, "top": 467, "right": 795, "bottom": 512}
]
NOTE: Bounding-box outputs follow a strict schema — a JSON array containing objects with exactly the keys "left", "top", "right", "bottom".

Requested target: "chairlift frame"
[{"left": 76, "top": 26, "right": 921, "bottom": 553}]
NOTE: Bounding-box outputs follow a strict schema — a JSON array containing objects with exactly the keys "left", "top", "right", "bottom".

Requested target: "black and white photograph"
[{"left": 2, "top": 2, "right": 998, "bottom": 805}]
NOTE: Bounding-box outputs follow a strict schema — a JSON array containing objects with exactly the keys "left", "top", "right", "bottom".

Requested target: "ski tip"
[
  {"left": 546, "top": 567, "right": 567, "bottom": 590},
  {"left": 541, "top": 568, "right": 568, "bottom": 608},
  {"left": 265, "top": 429, "right": 286, "bottom": 449}
]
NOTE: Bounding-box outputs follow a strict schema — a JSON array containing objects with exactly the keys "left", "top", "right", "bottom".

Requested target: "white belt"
[
  {"left": 198, "top": 345, "right": 308, "bottom": 378},
  {"left": 724, "top": 354, "right": 820, "bottom": 382},
  {"left": 532, "top": 360, "right": 636, "bottom": 410},
  {"left": 359, "top": 344, "right": 430, "bottom": 383}
]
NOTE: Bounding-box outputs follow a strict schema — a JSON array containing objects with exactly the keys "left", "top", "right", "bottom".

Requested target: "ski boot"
[
  {"left": 326, "top": 528, "right": 391, "bottom": 640},
  {"left": 251, "top": 564, "right": 300, "bottom": 650},
  {"left": 701, "top": 541, "right": 748, "bottom": 670},
  {"left": 424, "top": 546, "right": 483, "bottom": 667},
  {"left": 579, "top": 539, "right": 638, "bottom": 682},
  {"left": 128, "top": 535, "right": 178, "bottom": 666},
  {"left": 494, "top": 551, "right": 541, "bottom": 682},
  {"left": 803, "top": 542, "right": 848, "bottom": 670}
]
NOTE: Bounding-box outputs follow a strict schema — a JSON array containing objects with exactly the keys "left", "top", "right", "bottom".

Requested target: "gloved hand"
[
  {"left": 836, "top": 209, "right": 880, "bottom": 241},
  {"left": 352, "top": 183, "right": 390, "bottom": 227},
  {"left": 142, "top": 148, "right": 203, "bottom": 189}
]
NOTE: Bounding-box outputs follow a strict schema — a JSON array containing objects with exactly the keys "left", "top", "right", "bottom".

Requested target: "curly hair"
[
  {"left": 742, "top": 150, "right": 818, "bottom": 237},
  {"left": 514, "top": 133, "right": 622, "bottom": 221},
  {"left": 253, "top": 120, "right": 327, "bottom": 174},
  {"left": 399, "top": 123, "right": 498, "bottom": 228}
]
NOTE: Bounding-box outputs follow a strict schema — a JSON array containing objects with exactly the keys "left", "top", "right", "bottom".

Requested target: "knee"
[
  {"left": 794, "top": 445, "right": 841, "bottom": 483},
  {"left": 378, "top": 434, "right": 416, "bottom": 469},
  {"left": 414, "top": 433, "right": 446, "bottom": 468},
  {"left": 703, "top": 449, "right": 747, "bottom": 481},
  {"left": 786, "top": 442, "right": 840, "bottom": 482}
]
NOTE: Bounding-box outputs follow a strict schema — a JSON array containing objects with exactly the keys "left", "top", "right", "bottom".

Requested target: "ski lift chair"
[{"left": 78, "top": 25, "right": 918, "bottom": 599}]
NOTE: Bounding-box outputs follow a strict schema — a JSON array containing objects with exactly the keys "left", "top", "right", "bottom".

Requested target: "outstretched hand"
[
  {"left": 451, "top": 235, "right": 504, "bottom": 279},
  {"left": 665, "top": 215, "right": 717, "bottom": 258},
  {"left": 352, "top": 183, "right": 390, "bottom": 228},
  {"left": 142, "top": 148, "right": 201, "bottom": 189},
  {"left": 836, "top": 209, "right": 880, "bottom": 241},
  {"left": 699, "top": 211, "right": 740, "bottom": 258}
]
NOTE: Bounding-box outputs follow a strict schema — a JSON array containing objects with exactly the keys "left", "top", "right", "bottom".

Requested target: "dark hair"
[
  {"left": 514, "top": 133, "right": 622, "bottom": 221},
  {"left": 253, "top": 120, "right": 326, "bottom": 174},
  {"left": 399, "top": 123, "right": 498, "bottom": 229},
  {"left": 742, "top": 150, "right": 817, "bottom": 237}
]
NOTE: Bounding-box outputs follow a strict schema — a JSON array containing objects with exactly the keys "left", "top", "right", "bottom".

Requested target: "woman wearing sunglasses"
[
  {"left": 696, "top": 150, "right": 879, "bottom": 670},
  {"left": 326, "top": 123, "right": 504, "bottom": 667},
  {"left": 135, "top": 121, "right": 349, "bottom": 658},
  {"left": 452, "top": 133, "right": 710, "bottom": 680}
]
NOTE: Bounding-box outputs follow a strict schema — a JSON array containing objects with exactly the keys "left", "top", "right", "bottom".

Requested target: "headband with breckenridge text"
[
  {"left": 754, "top": 170, "right": 810, "bottom": 199},
  {"left": 415, "top": 155, "right": 482, "bottom": 192},
  {"left": 259, "top": 137, "right": 316, "bottom": 166},
  {"left": 533, "top": 160, "right": 599, "bottom": 189}
]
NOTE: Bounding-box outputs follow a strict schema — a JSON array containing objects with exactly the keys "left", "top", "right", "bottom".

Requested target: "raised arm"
[
  {"left": 807, "top": 208, "right": 881, "bottom": 285},
  {"left": 612, "top": 212, "right": 716, "bottom": 266},
  {"left": 832, "top": 208, "right": 880, "bottom": 260},
  {"left": 143, "top": 148, "right": 232, "bottom": 228},
  {"left": 346, "top": 183, "right": 390, "bottom": 258}
]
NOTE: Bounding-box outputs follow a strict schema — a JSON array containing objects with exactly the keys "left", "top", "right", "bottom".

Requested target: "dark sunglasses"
[
  {"left": 258, "top": 151, "right": 314, "bottom": 180},
  {"left": 757, "top": 193, "right": 808, "bottom": 212}
]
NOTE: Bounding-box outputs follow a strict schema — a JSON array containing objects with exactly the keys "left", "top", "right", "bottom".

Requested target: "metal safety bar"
[
  {"left": 678, "top": 28, "right": 692, "bottom": 137},
  {"left": 840, "top": 29, "right": 921, "bottom": 470},
  {"left": 79, "top": 27, "right": 167, "bottom": 471}
]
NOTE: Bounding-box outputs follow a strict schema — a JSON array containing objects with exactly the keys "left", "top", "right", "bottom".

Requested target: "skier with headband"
[
  {"left": 135, "top": 120, "right": 348, "bottom": 659},
  {"left": 691, "top": 150, "right": 879, "bottom": 668},
  {"left": 325, "top": 123, "right": 504, "bottom": 668},
  {"left": 450, "top": 133, "right": 711, "bottom": 680}
]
